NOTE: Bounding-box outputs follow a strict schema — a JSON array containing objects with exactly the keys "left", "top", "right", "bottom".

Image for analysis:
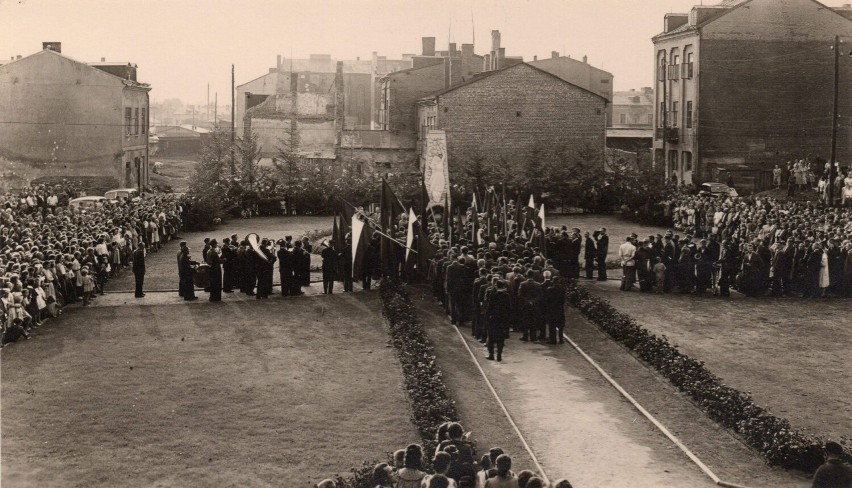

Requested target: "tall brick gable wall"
[
  {"left": 437, "top": 64, "right": 606, "bottom": 175},
  {"left": 699, "top": 39, "right": 852, "bottom": 174},
  {"left": 386, "top": 63, "right": 447, "bottom": 134}
]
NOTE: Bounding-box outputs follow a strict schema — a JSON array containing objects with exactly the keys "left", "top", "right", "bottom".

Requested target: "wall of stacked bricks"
[
  {"left": 697, "top": 0, "right": 852, "bottom": 178},
  {"left": 437, "top": 64, "right": 606, "bottom": 172},
  {"left": 386, "top": 62, "right": 451, "bottom": 134}
]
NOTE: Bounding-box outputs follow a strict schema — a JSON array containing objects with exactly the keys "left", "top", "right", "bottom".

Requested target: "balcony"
[{"left": 655, "top": 127, "right": 680, "bottom": 143}]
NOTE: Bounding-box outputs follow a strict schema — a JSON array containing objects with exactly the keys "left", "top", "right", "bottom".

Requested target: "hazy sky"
[{"left": 1, "top": 0, "right": 847, "bottom": 105}]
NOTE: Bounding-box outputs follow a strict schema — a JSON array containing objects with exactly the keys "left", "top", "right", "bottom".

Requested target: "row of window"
[
  {"left": 420, "top": 115, "right": 436, "bottom": 139},
  {"left": 669, "top": 150, "right": 693, "bottom": 172},
  {"left": 658, "top": 100, "right": 693, "bottom": 128},
  {"left": 125, "top": 107, "right": 147, "bottom": 136}
]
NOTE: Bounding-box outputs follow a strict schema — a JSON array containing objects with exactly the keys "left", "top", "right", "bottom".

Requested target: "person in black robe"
[
  {"left": 694, "top": 240, "right": 714, "bottom": 295},
  {"left": 321, "top": 240, "right": 338, "bottom": 294},
  {"left": 594, "top": 228, "right": 609, "bottom": 281},
  {"left": 221, "top": 237, "right": 235, "bottom": 293},
  {"left": 739, "top": 244, "right": 765, "bottom": 297},
  {"left": 178, "top": 247, "right": 198, "bottom": 301},
  {"left": 206, "top": 240, "right": 222, "bottom": 302},
  {"left": 290, "top": 240, "right": 308, "bottom": 295},
  {"left": 255, "top": 239, "right": 276, "bottom": 299},
  {"left": 583, "top": 232, "right": 596, "bottom": 279},
  {"left": 484, "top": 280, "right": 511, "bottom": 361},
  {"left": 803, "top": 243, "right": 823, "bottom": 299},
  {"left": 277, "top": 240, "right": 294, "bottom": 296},
  {"left": 339, "top": 235, "right": 353, "bottom": 292}
]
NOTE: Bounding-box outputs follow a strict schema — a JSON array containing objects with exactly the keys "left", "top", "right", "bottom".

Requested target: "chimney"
[
  {"left": 551, "top": 51, "right": 559, "bottom": 59},
  {"left": 277, "top": 55, "right": 282, "bottom": 71},
  {"left": 449, "top": 43, "right": 457, "bottom": 57},
  {"left": 491, "top": 30, "right": 501, "bottom": 52},
  {"left": 583, "top": 55, "right": 588, "bottom": 64},
  {"left": 483, "top": 53, "right": 491, "bottom": 71},
  {"left": 422, "top": 37, "right": 436, "bottom": 56},
  {"left": 42, "top": 42, "right": 61, "bottom": 53},
  {"left": 335, "top": 61, "right": 344, "bottom": 147},
  {"left": 100, "top": 57, "right": 106, "bottom": 62},
  {"left": 498, "top": 48, "right": 506, "bottom": 68},
  {"left": 533, "top": 55, "right": 538, "bottom": 61},
  {"left": 16, "top": 55, "right": 22, "bottom": 60}
]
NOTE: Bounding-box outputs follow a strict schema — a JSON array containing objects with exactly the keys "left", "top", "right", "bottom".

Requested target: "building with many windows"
[
  {"left": 0, "top": 43, "right": 151, "bottom": 190},
  {"left": 652, "top": 0, "right": 852, "bottom": 191}
]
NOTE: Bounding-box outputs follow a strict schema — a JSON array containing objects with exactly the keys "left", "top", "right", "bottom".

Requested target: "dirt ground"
[
  {"left": 0, "top": 290, "right": 416, "bottom": 487},
  {"left": 582, "top": 278, "right": 852, "bottom": 445}
]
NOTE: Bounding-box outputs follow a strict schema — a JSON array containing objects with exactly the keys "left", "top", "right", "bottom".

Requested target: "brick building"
[
  {"left": 415, "top": 63, "right": 607, "bottom": 178},
  {"left": 0, "top": 43, "right": 151, "bottom": 191},
  {"left": 379, "top": 30, "right": 521, "bottom": 134},
  {"left": 236, "top": 53, "right": 411, "bottom": 137},
  {"left": 529, "top": 53, "right": 614, "bottom": 126},
  {"left": 653, "top": 0, "right": 852, "bottom": 191}
]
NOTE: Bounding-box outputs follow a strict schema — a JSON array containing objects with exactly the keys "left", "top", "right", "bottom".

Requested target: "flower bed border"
[
  {"left": 564, "top": 281, "right": 850, "bottom": 473},
  {"left": 379, "top": 278, "right": 459, "bottom": 456}
]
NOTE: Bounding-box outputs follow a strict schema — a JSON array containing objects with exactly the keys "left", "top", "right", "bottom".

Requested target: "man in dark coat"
[
  {"left": 178, "top": 247, "right": 198, "bottom": 301},
  {"left": 584, "top": 232, "right": 596, "bottom": 279},
  {"left": 256, "top": 239, "right": 276, "bottom": 299},
  {"left": 694, "top": 240, "right": 714, "bottom": 295},
  {"left": 635, "top": 239, "right": 654, "bottom": 293},
  {"left": 517, "top": 270, "right": 544, "bottom": 341},
  {"left": 541, "top": 272, "right": 566, "bottom": 344},
  {"left": 595, "top": 228, "right": 609, "bottom": 281},
  {"left": 176, "top": 241, "right": 187, "bottom": 297},
  {"left": 221, "top": 237, "right": 235, "bottom": 293},
  {"left": 803, "top": 243, "right": 823, "bottom": 298},
  {"left": 291, "top": 240, "right": 309, "bottom": 295},
  {"left": 132, "top": 242, "right": 145, "bottom": 298},
  {"left": 484, "top": 279, "right": 511, "bottom": 362},
  {"left": 321, "top": 240, "right": 338, "bottom": 294},
  {"left": 566, "top": 228, "right": 582, "bottom": 279},
  {"left": 770, "top": 238, "right": 796, "bottom": 296},
  {"left": 206, "top": 239, "right": 222, "bottom": 302},
  {"left": 339, "top": 235, "right": 353, "bottom": 292},
  {"left": 444, "top": 256, "right": 466, "bottom": 326},
  {"left": 471, "top": 268, "right": 489, "bottom": 341},
  {"left": 277, "top": 240, "right": 294, "bottom": 296},
  {"left": 662, "top": 234, "right": 677, "bottom": 293},
  {"left": 811, "top": 441, "right": 852, "bottom": 488}
]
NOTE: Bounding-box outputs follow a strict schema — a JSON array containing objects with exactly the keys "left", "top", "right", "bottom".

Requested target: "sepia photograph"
[{"left": 1, "top": 0, "right": 851, "bottom": 486}]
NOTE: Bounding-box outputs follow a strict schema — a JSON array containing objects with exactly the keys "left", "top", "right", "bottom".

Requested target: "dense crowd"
[
  {"left": 0, "top": 185, "right": 184, "bottom": 345},
  {"left": 314, "top": 422, "right": 571, "bottom": 488},
  {"left": 637, "top": 193, "right": 852, "bottom": 297}
]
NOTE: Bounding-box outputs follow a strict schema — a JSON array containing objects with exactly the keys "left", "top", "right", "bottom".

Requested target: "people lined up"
[
  {"left": 0, "top": 186, "right": 183, "bottom": 345},
  {"left": 651, "top": 193, "right": 852, "bottom": 297},
  {"left": 315, "top": 422, "right": 572, "bottom": 488}
]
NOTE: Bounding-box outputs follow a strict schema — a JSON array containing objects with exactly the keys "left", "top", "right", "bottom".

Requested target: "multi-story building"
[
  {"left": 652, "top": 0, "right": 852, "bottom": 190},
  {"left": 414, "top": 62, "right": 607, "bottom": 179},
  {"left": 0, "top": 43, "right": 151, "bottom": 190},
  {"left": 235, "top": 53, "right": 411, "bottom": 137},
  {"left": 607, "top": 87, "right": 654, "bottom": 153},
  {"left": 529, "top": 53, "right": 614, "bottom": 126}
]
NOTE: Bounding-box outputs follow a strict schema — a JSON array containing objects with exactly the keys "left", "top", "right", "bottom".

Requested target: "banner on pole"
[{"left": 422, "top": 130, "right": 451, "bottom": 211}]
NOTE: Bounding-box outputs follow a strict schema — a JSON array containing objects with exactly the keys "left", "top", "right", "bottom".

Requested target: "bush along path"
[
  {"left": 327, "top": 280, "right": 461, "bottom": 488},
  {"left": 564, "top": 281, "right": 850, "bottom": 473}
]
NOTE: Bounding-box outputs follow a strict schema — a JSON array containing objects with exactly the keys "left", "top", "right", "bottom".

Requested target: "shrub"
[{"left": 564, "top": 281, "right": 848, "bottom": 473}]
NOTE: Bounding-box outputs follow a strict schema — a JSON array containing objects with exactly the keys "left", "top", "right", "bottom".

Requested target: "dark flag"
[
  {"left": 443, "top": 192, "right": 450, "bottom": 242},
  {"left": 455, "top": 205, "right": 464, "bottom": 246},
  {"left": 470, "top": 193, "right": 479, "bottom": 249},
  {"left": 380, "top": 178, "right": 406, "bottom": 276}
]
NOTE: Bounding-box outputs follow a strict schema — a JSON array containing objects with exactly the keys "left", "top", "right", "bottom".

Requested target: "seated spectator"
[{"left": 2, "top": 318, "right": 29, "bottom": 345}]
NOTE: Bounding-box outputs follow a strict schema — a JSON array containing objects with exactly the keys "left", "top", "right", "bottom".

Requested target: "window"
[
  {"left": 686, "top": 101, "right": 693, "bottom": 129},
  {"left": 619, "top": 114, "right": 627, "bottom": 124},
  {"left": 659, "top": 102, "right": 665, "bottom": 127},
  {"left": 671, "top": 101, "right": 679, "bottom": 127},
  {"left": 600, "top": 79, "right": 609, "bottom": 84},
  {"left": 125, "top": 107, "right": 132, "bottom": 135},
  {"left": 133, "top": 108, "right": 139, "bottom": 135},
  {"left": 141, "top": 108, "right": 147, "bottom": 134},
  {"left": 683, "top": 152, "right": 693, "bottom": 172}
]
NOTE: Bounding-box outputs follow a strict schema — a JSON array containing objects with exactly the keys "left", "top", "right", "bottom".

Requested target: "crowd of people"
[
  {"left": 644, "top": 192, "right": 852, "bottom": 297},
  {"left": 0, "top": 184, "right": 184, "bottom": 346},
  {"left": 314, "top": 421, "right": 572, "bottom": 488}
]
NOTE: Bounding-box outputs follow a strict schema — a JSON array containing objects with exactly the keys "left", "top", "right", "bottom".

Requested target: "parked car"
[
  {"left": 699, "top": 183, "right": 738, "bottom": 198},
  {"left": 104, "top": 188, "right": 139, "bottom": 201},
  {"left": 69, "top": 196, "right": 107, "bottom": 210}
]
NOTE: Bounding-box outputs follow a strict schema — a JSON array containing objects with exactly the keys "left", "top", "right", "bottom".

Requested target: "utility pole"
[
  {"left": 207, "top": 83, "right": 210, "bottom": 123},
  {"left": 214, "top": 92, "right": 218, "bottom": 128},
  {"left": 828, "top": 35, "right": 839, "bottom": 207},
  {"left": 231, "top": 64, "right": 236, "bottom": 174}
]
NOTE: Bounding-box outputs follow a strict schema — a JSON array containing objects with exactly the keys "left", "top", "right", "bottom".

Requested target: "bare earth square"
[{"left": 1, "top": 290, "right": 416, "bottom": 487}]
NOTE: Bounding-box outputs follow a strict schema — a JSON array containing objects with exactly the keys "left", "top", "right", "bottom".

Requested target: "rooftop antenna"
[{"left": 471, "top": 9, "right": 475, "bottom": 48}]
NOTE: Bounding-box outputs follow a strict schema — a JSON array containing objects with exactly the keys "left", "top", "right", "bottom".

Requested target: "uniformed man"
[
  {"left": 321, "top": 239, "right": 338, "bottom": 294},
  {"left": 484, "top": 279, "right": 511, "bottom": 362},
  {"left": 206, "top": 239, "right": 222, "bottom": 302},
  {"left": 132, "top": 242, "right": 145, "bottom": 298},
  {"left": 277, "top": 239, "right": 294, "bottom": 297}
]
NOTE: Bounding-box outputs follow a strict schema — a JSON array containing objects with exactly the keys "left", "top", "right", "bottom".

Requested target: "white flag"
[
  {"left": 528, "top": 194, "right": 536, "bottom": 209},
  {"left": 406, "top": 208, "right": 416, "bottom": 262},
  {"left": 352, "top": 215, "right": 365, "bottom": 271},
  {"left": 538, "top": 203, "right": 546, "bottom": 230}
]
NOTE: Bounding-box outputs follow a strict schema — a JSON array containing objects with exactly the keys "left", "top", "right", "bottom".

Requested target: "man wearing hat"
[
  {"left": 595, "top": 227, "right": 609, "bottom": 281},
  {"left": 811, "top": 441, "right": 852, "bottom": 487},
  {"left": 132, "top": 242, "right": 146, "bottom": 298}
]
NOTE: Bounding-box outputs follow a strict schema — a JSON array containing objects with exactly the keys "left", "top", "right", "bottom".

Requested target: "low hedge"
[
  {"left": 326, "top": 280, "right": 459, "bottom": 487},
  {"left": 380, "top": 278, "right": 460, "bottom": 456},
  {"left": 564, "top": 281, "right": 849, "bottom": 473}
]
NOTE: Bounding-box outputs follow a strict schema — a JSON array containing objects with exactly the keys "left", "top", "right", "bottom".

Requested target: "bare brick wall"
[
  {"left": 385, "top": 63, "right": 447, "bottom": 134},
  {"left": 436, "top": 64, "right": 606, "bottom": 175},
  {"left": 699, "top": 39, "right": 852, "bottom": 176}
]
